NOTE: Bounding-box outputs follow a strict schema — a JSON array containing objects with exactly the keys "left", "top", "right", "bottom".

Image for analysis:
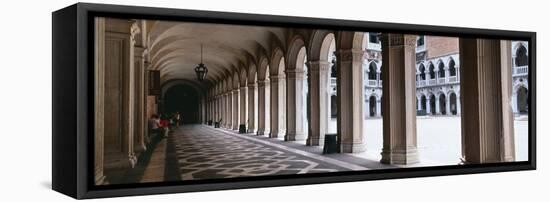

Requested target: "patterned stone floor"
[{"left": 173, "top": 125, "right": 350, "bottom": 180}]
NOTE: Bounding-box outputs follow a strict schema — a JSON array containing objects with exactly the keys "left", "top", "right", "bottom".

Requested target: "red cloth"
[{"left": 160, "top": 119, "right": 169, "bottom": 127}]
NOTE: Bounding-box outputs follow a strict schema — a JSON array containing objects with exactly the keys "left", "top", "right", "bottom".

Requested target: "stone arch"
[
  {"left": 335, "top": 31, "right": 365, "bottom": 50},
  {"left": 257, "top": 56, "right": 270, "bottom": 81},
  {"left": 308, "top": 30, "right": 335, "bottom": 62},
  {"left": 239, "top": 66, "right": 248, "bottom": 87},
  {"left": 232, "top": 72, "right": 240, "bottom": 89},
  {"left": 270, "top": 47, "right": 285, "bottom": 76},
  {"left": 248, "top": 61, "right": 258, "bottom": 84},
  {"left": 287, "top": 36, "right": 307, "bottom": 71}
]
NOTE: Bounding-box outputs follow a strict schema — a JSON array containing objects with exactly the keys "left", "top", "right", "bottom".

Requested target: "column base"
[
  {"left": 380, "top": 147, "right": 419, "bottom": 165},
  {"left": 341, "top": 142, "right": 366, "bottom": 153},
  {"left": 134, "top": 142, "right": 147, "bottom": 154},
  {"left": 247, "top": 128, "right": 256, "bottom": 134},
  {"left": 269, "top": 130, "right": 283, "bottom": 138},
  {"left": 306, "top": 136, "right": 324, "bottom": 146},
  {"left": 256, "top": 129, "right": 264, "bottom": 136},
  {"left": 284, "top": 133, "right": 306, "bottom": 141},
  {"left": 95, "top": 174, "right": 107, "bottom": 185}
]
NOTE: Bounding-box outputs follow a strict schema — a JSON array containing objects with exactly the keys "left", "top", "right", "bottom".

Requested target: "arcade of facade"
[
  {"left": 351, "top": 36, "right": 529, "bottom": 118},
  {"left": 93, "top": 17, "right": 523, "bottom": 185}
]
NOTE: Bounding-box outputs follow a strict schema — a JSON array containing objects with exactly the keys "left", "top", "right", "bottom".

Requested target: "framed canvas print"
[{"left": 52, "top": 3, "right": 536, "bottom": 199}]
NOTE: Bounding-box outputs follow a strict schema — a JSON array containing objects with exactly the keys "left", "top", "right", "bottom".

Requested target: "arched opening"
[
  {"left": 439, "top": 93, "right": 446, "bottom": 115},
  {"left": 297, "top": 47, "right": 309, "bottom": 139},
  {"left": 438, "top": 61, "right": 445, "bottom": 78},
  {"left": 449, "top": 59, "right": 456, "bottom": 77},
  {"left": 369, "top": 95, "right": 377, "bottom": 117},
  {"left": 164, "top": 85, "right": 200, "bottom": 124},
  {"left": 429, "top": 63, "right": 435, "bottom": 80},
  {"left": 429, "top": 94, "right": 436, "bottom": 115},
  {"left": 326, "top": 37, "right": 337, "bottom": 133},
  {"left": 278, "top": 57, "right": 287, "bottom": 135},
  {"left": 515, "top": 44, "right": 528, "bottom": 66},
  {"left": 368, "top": 62, "right": 377, "bottom": 80},
  {"left": 450, "top": 92, "right": 458, "bottom": 115},
  {"left": 419, "top": 64, "right": 426, "bottom": 80},
  {"left": 517, "top": 86, "right": 528, "bottom": 114}
]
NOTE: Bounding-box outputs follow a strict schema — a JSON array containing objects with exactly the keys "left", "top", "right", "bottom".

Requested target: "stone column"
[
  {"left": 285, "top": 69, "right": 307, "bottom": 141},
  {"left": 225, "top": 92, "right": 231, "bottom": 128},
  {"left": 446, "top": 95, "right": 451, "bottom": 116},
  {"left": 457, "top": 94, "right": 461, "bottom": 116},
  {"left": 511, "top": 92, "right": 518, "bottom": 114},
  {"left": 376, "top": 98, "right": 382, "bottom": 117},
  {"left": 94, "top": 17, "right": 106, "bottom": 185},
  {"left": 134, "top": 46, "right": 146, "bottom": 154},
  {"left": 435, "top": 95, "right": 441, "bottom": 115},
  {"left": 306, "top": 61, "right": 329, "bottom": 146},
  {"left": 336, "top": 49, "right": 366, "bottom": 153},
  {"left": 233, "top": 89, "right": 240, "bottom": 130},
  {"left": 240, "top": 86, "right": 248, "bottom": 130},
  {"left": 445, "top": 67, "right": 450, "bottom": 82},
  {"left": 227, "top": 92, "right": 233, "bottom": 129},
  {"left": 122, "top": 21, "right": 140, "bottom": 167},
  {"left": 270, "top": 75, "right": 284, "bottom": 138},
  {"left": 248, "top": 83, "right": 257, "bottom": 133},
  {"left": 380, "top": 34, "right": 419, "bottom": 164},
  {"left": 417, "top": 96, "right": 422, "bottom": 110},
  {"left": 257, "top": 80, "right": 267, "bottom": 135},
  {"left": 426, "top": 97, "right": 432, "bottom": 114},
  {"left": 365, "top": 99, "right": 371, "bottom": 119},
  {"left": 459, "top": 38, "right": 515, "bottom": 163}
]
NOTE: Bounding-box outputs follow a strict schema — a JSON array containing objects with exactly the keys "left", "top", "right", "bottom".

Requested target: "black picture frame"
[{"left": 52, "top": 2, "right": 536, "bottom": 199}]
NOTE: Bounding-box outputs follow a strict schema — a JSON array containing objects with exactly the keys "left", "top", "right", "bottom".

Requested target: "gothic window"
[
  {"left": 419, "top": 64, "right": 426, "bottom": 80},
  {"left": 417, "top": 35, "right": 425, "bottom": 47},
  {"left": 429, "top": 63, "right": 435, "bottom": 79},
  {"left": 515, "top": 44, "right": 528, "bottom": 66},
  {"left": 449, "top": 59, "right": 456, "bottom": 76},
  {"left": 438, "top": 62, "right": 445, "bottom": 78},
  {"left": 369, "top": 32, "right": 380, "bottom": 43},
  {"left": 368, "top": 62, "right": 377, "bottom": 80}
]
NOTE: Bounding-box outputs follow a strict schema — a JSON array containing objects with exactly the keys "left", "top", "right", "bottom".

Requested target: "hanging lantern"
[{"left": 194, "top": 44, "right": 208, "bottom": 81}]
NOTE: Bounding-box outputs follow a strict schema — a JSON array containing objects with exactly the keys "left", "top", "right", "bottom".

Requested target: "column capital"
[
  {"left": 285, "top": 69, "right": 306, "bottom": 79},
  {"left": 335, "top": 49, "right": 365, "bottom": 62},
  {"left": 269, "top": 75, "right": 285, "bottom": 82},
  {"left": 247, "top": 82, "right": 257, "bottom": 87},
  {"left": 257, "top": 80, "right": 269, "bottom": 87},
  {"left": 380, "top": 34, "right": 416, "bottom": 47},
  {"left": 306, "top": 60, "right": 331, "bottom": 72}
]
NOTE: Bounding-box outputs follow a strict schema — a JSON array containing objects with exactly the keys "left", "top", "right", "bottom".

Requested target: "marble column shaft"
[
  {"left": 336, "top": 48, "right": 366, "bottom": 153},
  {"left": 459, "top": 38, "right": 515, "bottom": 163},
  {"left": 306, "top": 61, "right": 330, "bottom": 146},
  {"left": 380, "top": 34, "right": 419, "bottom": 164},
  {"left": 285, "top": 69, "right": 306, "bottom": 141},
  {"left": 233, "top": 89, "right": 240, "bottom": 130},
  {"left": 248, "top": 83, "right": 257, "bottom": 133}
]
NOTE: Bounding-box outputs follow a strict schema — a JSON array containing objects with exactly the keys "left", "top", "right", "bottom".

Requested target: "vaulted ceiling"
[{"left": 146, "top": 20, "right": 288, "bottom": 87}]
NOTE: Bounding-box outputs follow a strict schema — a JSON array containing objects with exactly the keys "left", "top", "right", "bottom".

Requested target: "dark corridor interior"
[{"left": 163, "top": 85, "right": 200, "bottom": 124}]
